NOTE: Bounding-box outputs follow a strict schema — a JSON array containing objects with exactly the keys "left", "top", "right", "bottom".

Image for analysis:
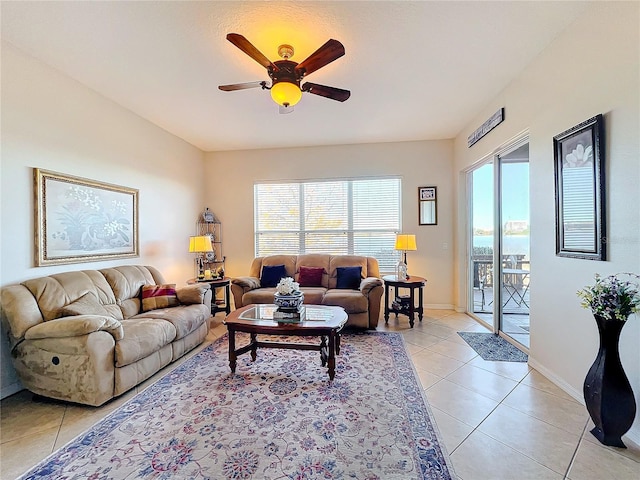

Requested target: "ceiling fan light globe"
[{"left": 270, "top": 81, "right": 302, "bottom": 107}]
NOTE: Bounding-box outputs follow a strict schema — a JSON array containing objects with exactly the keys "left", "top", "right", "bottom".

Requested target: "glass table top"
[{"left": 239, "top": 304, "right": 339, "bottom": 323}]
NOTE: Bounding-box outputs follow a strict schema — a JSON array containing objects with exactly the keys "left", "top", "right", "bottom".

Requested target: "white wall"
[
  {"left": 204, "top": 140, "right": 455, "bottom": 308},
  {"left": 452, "top": 3, "right": 640, "bottom": 443},
  {"left": 0, "top": 43, "right": 206, "bottom": 398}
]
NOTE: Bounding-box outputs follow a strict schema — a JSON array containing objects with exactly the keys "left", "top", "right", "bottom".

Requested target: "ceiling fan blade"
[
  {"left": 226, "top": 33, "right": 278, "bottom": 71},
  {"left": 302, "top": 82, "right": 350, "bottom": 102},
  {"left": 218, "top": 81, "right": 266, "bottom": 91},
  {"left": 296, "top": 39, "right": 345, "bottom": 77}
]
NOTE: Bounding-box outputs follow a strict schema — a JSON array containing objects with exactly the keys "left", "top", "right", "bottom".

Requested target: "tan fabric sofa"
[
  {"left": 0, "top": 265, "right": 212, "bottom": 406},
  {"left": 231, "top": 254, "right": 383, "bottom": 329}
]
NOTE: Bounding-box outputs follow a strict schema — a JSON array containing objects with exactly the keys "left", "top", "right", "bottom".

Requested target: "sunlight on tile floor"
[{"left": 1, "top": 311, "right": 639, "bottom": 480}]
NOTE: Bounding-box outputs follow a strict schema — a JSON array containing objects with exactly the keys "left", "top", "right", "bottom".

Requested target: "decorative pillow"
[
  {"left": 260, "top": 264, "right": 287, "bottom": 288},
  {"left": 176, "top": 284, "right": 209, "bottom": 305},
  {"left": 61, "top": 293, "right": 110, "bottom": 317},
  {"left": 298, "top": 266, "right": 325, "bottom": 287},
  {"left": 336, "top": 266, "right": 362, "bottom": 289},
  {"left": 141, "top": 284, "right": 179, "bottom": 312}
]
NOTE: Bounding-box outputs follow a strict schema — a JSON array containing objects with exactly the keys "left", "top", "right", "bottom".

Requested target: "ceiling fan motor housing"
[{"left": 269, "top": 60, "right": 302, "bottom": 87}]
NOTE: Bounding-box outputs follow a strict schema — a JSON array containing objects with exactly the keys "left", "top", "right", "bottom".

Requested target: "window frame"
[{"left": 254, "top": 176, "right": 402, "bottom": 272}]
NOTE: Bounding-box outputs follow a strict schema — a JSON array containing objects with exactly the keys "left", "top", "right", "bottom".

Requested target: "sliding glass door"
[
  {"left": 467, "top": 138, "right": 530, "bottom": 349},
  {"left": 499, "top": 145, "right": 530, "bottom": 348},
  {"left": 469, "top": 162, "right": 495, "bottom": 327}
]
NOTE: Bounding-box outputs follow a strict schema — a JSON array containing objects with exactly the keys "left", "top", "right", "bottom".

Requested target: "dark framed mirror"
[
  {"left": 419, "top": 186, "right": 437, "bottom": 225},
  {"left": 553, "top": 114, "right": 605, "bottom": 260}
]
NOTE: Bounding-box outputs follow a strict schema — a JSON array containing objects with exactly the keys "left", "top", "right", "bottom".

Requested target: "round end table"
[
  {"left": 187, "top": 277, "right": 231, "bottom": 315},
  {"left": 382, "top": 275, "right": 427, "bottom": 328}
]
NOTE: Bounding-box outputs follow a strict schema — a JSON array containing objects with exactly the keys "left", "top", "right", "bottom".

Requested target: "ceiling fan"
[{"left": 218, "top": 33, "right": 350, "bottom": 111}]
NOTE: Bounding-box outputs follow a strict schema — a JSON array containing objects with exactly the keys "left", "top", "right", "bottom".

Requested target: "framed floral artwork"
[
  {"left": 34, "top": 168, "right": 139, "bottom": 266},
  {"left": 553, "top": 114, "right": 605, "bottom": 260}
]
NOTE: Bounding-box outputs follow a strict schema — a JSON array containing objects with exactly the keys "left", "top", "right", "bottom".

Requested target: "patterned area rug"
[
  {"left": 20, "top": 332, "right": 454, "bottom": 480},
  {"left": 458, "top": 332, "right": 528, "bottom": 362}
]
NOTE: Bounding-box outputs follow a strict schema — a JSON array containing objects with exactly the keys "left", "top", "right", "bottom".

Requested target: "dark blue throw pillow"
[
  {"left": 336, "top": 266, "right": 362, "bottom": 289},
  {"left": 260, "top": 264, "right": 287, "bottom": 288}
]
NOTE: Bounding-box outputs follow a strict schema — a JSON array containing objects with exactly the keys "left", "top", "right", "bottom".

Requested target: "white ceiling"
[{"left": 1, "top": 1, "right": 589, "bottom": 152}]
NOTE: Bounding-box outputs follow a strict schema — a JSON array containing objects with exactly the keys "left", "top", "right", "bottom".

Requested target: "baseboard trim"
[
  {"left": 1, "top": 381, "right": 23, "bottom": 400},
  {"left": 625, "top": 430, "right": 640, "bottom": 450},
  {"left": 527, "top": 357, "right": 584, "bottom": 403},
  {"left": 424, "top": 304, "right": 454, "bottom": 310}
]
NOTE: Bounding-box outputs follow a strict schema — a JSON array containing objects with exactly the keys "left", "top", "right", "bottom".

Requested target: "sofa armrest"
[
  {"left": 232, "top": 276, "right": 261, "bottom": 290},
  {"left": 176, "top": 283, "right": 210, "bottom": 305},
  {"left": 24, "top": 315, "right": 124, "bottom": 341},
  {"left": 360, "top": 277, "right": 383, "bottom": 295},
  {"left": 230, "top": 277, "right": 261, "bottom": 309},
  {"left": 361, "top": 278, "right": 384, "bottom": 329}
]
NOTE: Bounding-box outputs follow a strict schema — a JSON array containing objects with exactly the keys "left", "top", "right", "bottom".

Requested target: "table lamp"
[
  {"left": 189, "top": 235, "right": 214, "bottom": 279},
  {"left": 395, "top": 234, "right": 417, "bottom": 280}
]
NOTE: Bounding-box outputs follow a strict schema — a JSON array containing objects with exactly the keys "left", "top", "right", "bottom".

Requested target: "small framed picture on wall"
[{"left": 419, "top": 186, "right": 437, "bottom": 225}]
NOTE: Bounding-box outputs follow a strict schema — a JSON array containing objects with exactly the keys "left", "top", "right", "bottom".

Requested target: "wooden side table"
[
  {"left": 382, "top": 275, "right": 427, "bottom": 328},
  {"left": 187, "top": 277, "right": 231, "bottom": 315}
]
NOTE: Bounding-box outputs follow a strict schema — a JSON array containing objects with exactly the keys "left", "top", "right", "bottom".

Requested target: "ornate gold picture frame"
[{"left": 34, "top": 168, "right": 139, "bottom": 266}]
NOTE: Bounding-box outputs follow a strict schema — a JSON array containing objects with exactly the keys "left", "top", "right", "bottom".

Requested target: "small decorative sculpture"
[
  {"left": 396, "top": 261, "right": 408, "bottom": 281},
  {"left": 202, "top": 207, "right": 215, "bottom": 223}
]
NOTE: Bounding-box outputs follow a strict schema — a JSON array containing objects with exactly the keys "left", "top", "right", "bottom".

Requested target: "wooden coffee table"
[{"left": 224, "top": 304, "right": 348, "bottom": 380}]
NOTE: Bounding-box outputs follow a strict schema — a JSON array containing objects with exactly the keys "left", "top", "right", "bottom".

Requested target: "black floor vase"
[{"left": 583, "top": 314, "right": 636, "bottom": 448}]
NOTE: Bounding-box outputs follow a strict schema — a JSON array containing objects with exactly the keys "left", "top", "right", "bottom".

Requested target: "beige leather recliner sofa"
[
  {"left": 1, "top": 265, "right": 212, "bottom": 406},
  {"left": 231, "top": 254, "right": 384, "bottom": 329}
]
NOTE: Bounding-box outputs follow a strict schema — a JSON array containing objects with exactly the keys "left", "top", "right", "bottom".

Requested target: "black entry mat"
[{"left": 458, "top": 332, "right": 528, "bottom": 362}]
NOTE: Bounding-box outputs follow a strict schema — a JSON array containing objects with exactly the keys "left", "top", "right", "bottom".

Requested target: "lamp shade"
[
  {"left": 270, "top": 81, "right": 302, "bottom": 107},
  {"left": 395, "top": 234, "right": 417, "bottom": 251},
  {"left": 189, "top": 235, "right": 213, "bottom": 253}
]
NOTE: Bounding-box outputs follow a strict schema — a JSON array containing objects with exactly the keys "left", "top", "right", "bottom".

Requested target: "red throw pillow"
[
  {"left": 141, "top": 284, "right": 179, "bottom": 312},
  {"left": 298, "top": 266, "right": 324, "bottom": 287}
]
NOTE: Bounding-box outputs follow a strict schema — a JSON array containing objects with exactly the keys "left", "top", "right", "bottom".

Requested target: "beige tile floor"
[{"left": 1, "top": 311, "right": 639, "bottom": 480}]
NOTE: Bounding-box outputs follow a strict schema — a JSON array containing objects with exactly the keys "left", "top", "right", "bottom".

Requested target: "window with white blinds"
[{"left": 254, "top": 177, "right": 401, "bottom": 272}]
